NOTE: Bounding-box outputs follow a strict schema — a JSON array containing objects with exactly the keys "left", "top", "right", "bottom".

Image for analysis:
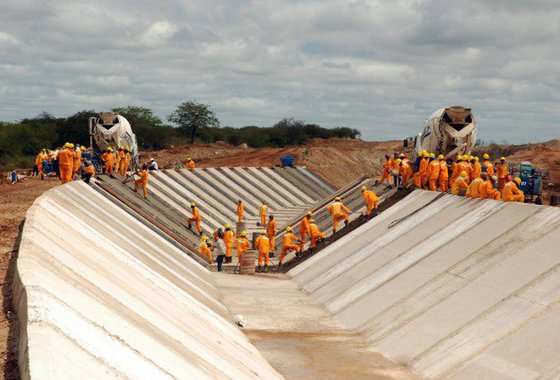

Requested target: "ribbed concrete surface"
[
  {"left": 14, "top": 181, "right": 281, "bottom": 379},
  {"left": 290, "top": 190, "right": 560, "bottom": 379}
]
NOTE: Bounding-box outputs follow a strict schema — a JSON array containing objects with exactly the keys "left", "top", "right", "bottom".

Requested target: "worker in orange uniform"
[
  {"left": 471, "top": 157, "right": 482, "bottom": 180},
  {"left": 266, "top": 215, "right": 277, "bottom": 251},
  {"left": 426, "top": 154, "right": 441, "bottom": 191},
  {"left": 116, "top": 146, "right": 125, "bottom": 174},
  {"left": 198, "top": 235, "right": 213, "bottom": 263},
  {"left": 480, "top": 174, "right": 501, "bottom": 200},
  {"left": 380, "top": 154, "right": 392, "bottom": 185},
  {"left": 259, "top": 201, "right": 268, "bottom": 227},
  {"left": 502, "top": 177, "right": 524, "bottom": 203},
  {"left": 452, "top": 171, "right": 469, "bottom": 196},
  {"left": 389, "top": 152, "right": 400, "bottom": 186},
  {"left": 496, "top": 157, "right": 509, "bottom": 190},
  {"left": 71, "top": 145, "right": 82, "bottom": 177},
  {"left": 223, "top": 224, "right": 234, "bottom": 263},
  {"left": 399, "top": 153, "right": 410, "bottom": 165},
  {"left": 35, "top": 149, "right": 48, "bottom": 180},
  {"left": 299, "top": 211, "right": 312, "bottom": 251},
  {"left": 101, "top": 147, "right": 115, "bottom": 175},
  {"left": 254, "top": 230, "right": 270, "bottom": 272},
  {"left": 482, "top": 153, "right": 494, "bottom": 176},
  {"left": 466, "top": 175, "right": 483, "bottom": 198},
  {"left": 414, "top": 152, "right": 430, "bottom": 188},
  {"left": 437, "top": 155, "right": 449, "bottom": 191},
  {"left": 278, "top": 226, "right": 300, "bottom": 267},
  {"left": 58, "top": 143, "right": 76, "bottom": 184},
  {"left": 120, "top": 146, "right": 131, "bottom": 176},
  {"left": 133, "top": 165, "right": 149, "bottom": 198},
  {"left": 187, "top": 202, "right": 203, "bottom": 235},
  {"left": 309, "top": 219, "right": 325, "bottom": 250},
  {"left": 327, "top": 196, "right": 351, "bottom": 234},
  {"left": 235, "top": 230, "right": 251, "bottom": 262},
  {"left": 82, "top": 161, "right": 96, "bottom": 184},
  {"left": 450, "top": 155, "right": 461, "bottom": 186},
  {"left": 458, "top": 156, "right": 471, "bottom": 185},
  {"left": 398, "top": 159, "right": 413, "bottom": 186},
  {"left": 361, "top": 185, "right": 379, "bottom": 219},
  {"left": 236, "top": 200, "right": 244, "bottom": 222},
  {"left": 186, "top": 157, "right": 195, "bottom": 170}
]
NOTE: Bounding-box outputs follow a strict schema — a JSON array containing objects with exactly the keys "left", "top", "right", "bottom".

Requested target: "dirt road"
[{"left": 0, "top": 178, "right": 58, "bottom": 379}]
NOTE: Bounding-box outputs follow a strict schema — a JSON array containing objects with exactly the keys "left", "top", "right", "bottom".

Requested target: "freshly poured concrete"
[
  {"left": 290, "top": 190, "right": 560, "bottom": 379},
  {"left": 14, "top": 182, "right": 281, "bottom": 379}
]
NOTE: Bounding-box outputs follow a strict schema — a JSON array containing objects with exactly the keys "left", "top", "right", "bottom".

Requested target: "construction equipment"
[
  {"left": 413, "top": 106, "right": 477, "bottom": 161},
  {"left": 88, "top": 112, "right": 139, "bottom": 170},
  {"left": 510, "top": 161, "right": 546, "bottom": 204}
]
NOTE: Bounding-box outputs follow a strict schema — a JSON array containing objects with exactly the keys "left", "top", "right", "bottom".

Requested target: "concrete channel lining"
[
  {"left": 290, "top": 190, "right": 560, "bottom": 379},
  {"left": 14, "top": 181, "right": 281, "bottom": 380}
]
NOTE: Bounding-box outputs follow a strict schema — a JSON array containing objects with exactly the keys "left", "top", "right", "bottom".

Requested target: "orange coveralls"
[
  {"left": 483, "top": 160, "right": 495, "bottom": 176},
  {"left": 35, "top": 152, "right": 47, "bottom": 177},
  {"left": 497, "top": 164, "right": 509, "bottom": 190},
  {"left": 235, "top": 236, "right": 250, "bottom": 260},
  {"left": 187, "top": 160, "right": 195, "bottom": 170},
  {"left": 73, "top": 149, "right": 82, "bottom": 175},
  {"left": 223, "top": 229, "right": 234, "bottom": 258},
  {"left": 254, "top": 235, "right": 270, "bottom": 266},
  {"left": 480, "top": 180, "right": 501, "bottom": 200},
  {"left": 260, "top": 204, "right": 268, "bottom": 226},
  {"left": 309, "top": 223, "right": 325, "bottom": 248},
  {"left": 439, "top": 160, "right": 449, "bottom": 191},
  {"left": 452, "top": 176, "right": 469, "bottom": 195},
  {"left": 198, "top": 241, "right": 213, "bottom": 262},
  {"left": 327, "top": 201, "right": 350, "bottom": 231},
  {"left": 266, "top": 219, "right": 277, "bottom": 251},
  {"left": 188, "top": 207, "right": 202, "bottom": 234},
  {"left": 399, "top": 162, "right": 413, "bottom": 185},
  {"left": 466, "top": 177, "right": 483, "bottom": 198},
  {"left": 381, "top": 158, "right": 392, "bottom": 184},
  {"left": 471, "top": 161, "right": 482, "bottom": 180},
  {"left": 134, "top": 169, "right": 149, "bottom": 198},
  {"left": 279, "top": 232, "right": 300, "bottom": 263},
  {"left": 58, "top": 148, "right": 76, "bottom": 184},
  {"left": 426, "top": 160, "right": 440, "bottom": 191},
  {"left": 102, "top": 152, "right": 115, "bottom": 174},
  {"left": 362, "top": 189, "right": 378, "bottom": 216},
  {"left": 237, "top": 202, "right": 244, "bottom": 222},
  {"left": 299, "top": 216, "right": 311, "bottom": 251},
  {"left": 120, "top": 152, "right": 130, "bottom": 176},
  {"left": 502, "top": 181, "right": 524, "bottom": 203}
]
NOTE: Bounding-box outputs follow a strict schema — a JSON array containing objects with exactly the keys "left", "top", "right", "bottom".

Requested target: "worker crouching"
[
  {"left": 309, "top": 219, "right": 325, "bottom": 251},
  {"left": 278, "top": 226, "right": 300, "bottom": 268},
  {"left": 327, "top": 196, "right": 351, "bottom": 234},
  {"left": 452, "top": 171, "right": 469, "bottom": 196},
  {"left": 361, "top": 186, "right": 379, "bottom": 220},
  {"left": 502, "top": 177, "right": 525, "bottom": 203}
]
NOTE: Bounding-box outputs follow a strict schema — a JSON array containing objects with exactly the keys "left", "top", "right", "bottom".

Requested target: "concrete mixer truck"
[
  {"left": 88, "top": 112, "right": 139, "bottom": 171},
  {"left": 413, "top": 106, "right": 477, "bottom": 160}
]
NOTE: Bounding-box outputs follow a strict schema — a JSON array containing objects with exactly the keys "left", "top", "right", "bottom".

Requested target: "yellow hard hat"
[
  {"left": 514, "top": 177, "right": 521, "bottom": 185},
  {"left": 241, "top": 231, "right": 247, "bottom": 236},
  {"left": 107, "top": 147, "right": 112, "bottom": 151},
  {"left": 201, "top": 235, "right": 208, "bottom": 241},
  {"left": 396, "top": 158, "right": 402, "bottom": 163},
  {"left": 64, "top": 142, "right": 71, "bottom": 148},
  {"left": 361, "top": 185, "right": 367, "bottom": 191},
  {"left": 438, "top": 154, "right": 444, "bottom": 160},
  {"left": 429, "top": 153, "right": 435, "bottom": 158},
  {"left": 399, "top": 153, "right": 405, "bottom": 158},
  {"left": 190, "top": 202, "right": 196, "bottom": 207},
  {"left": 474, "top": 156, "right": 479, "bottom": 161},
  {"left": 309, "top": 219, "right": 315, "bottom": 223},
  {"left": 261, "top": 230, "right": 267, "bottom": 234},
  {"left": 80, "top": 145, "right": 85, "bottom": 151},
  {"left": 224, "top": 224, "right": 231, "bottom": 229},
  {"left": 421, "top": 149, "right": 427, "bottom": 154},
  {"left": 69, "top": 143, "right": 75, "bottom": 149},
  {"left": 187, "top": 157, "right": 192, "bottom": 161},
  {"left": 120, "top": 145, "right": 124, "bottom": 149},
  {"left": 286, "top": 226, "right": 292, "bottom": 232},
  {"left": 460, "top": 171, "right": 468, "bottom": 177},
  {"left": 306, "top": 211, "right": 312, "bottom": 216},
  {"left": 335, "top": 196, "right": 341, "bottom": 201},
  {"left": 483, "top": 153, "right": 489, "bottom": 159},
  {"left": 500, "top": 157, "right": 506, "bottom": 161},
  {"left": 456, "top": 155, "right": 462, "bottom": 161}
]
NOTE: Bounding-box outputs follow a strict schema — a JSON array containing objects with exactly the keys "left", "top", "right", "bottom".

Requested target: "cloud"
[{"left": 0, "top": 0, "right": 558, "bottom": 143}]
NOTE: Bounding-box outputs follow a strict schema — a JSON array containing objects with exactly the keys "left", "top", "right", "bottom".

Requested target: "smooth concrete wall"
[
  {"left": 290, "top": 190, "right": 560, "bottom": 379},
  {"left": 14, "top": 181, "right": 281, "bottom": 379}
]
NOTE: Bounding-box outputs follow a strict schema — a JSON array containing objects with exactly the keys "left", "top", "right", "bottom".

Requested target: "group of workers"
[
  {"left": 32, "top": 144, "right": 93, "bottom": 184},
  {"left": 381, "top": 151, "right": 526, "bottom": 203}
]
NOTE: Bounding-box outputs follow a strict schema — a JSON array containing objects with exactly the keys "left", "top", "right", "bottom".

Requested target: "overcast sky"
[{"left": 1, "top": 0, "right": 559, "bottom": 143}]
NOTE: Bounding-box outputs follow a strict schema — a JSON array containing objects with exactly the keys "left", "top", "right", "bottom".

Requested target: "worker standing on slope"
[
  {"left": 497, "top": 157, "right": 509, "bottom": 190},
  {"left": 437, "top": 155, "right": 449, "bottom": 191},
  {"left": 309, "top": 219, "right": 325, "bottom": 250},
  {"left": 299, "top": 211, "right": 312, "bottom": 251},
  {"left": 502, "top": 177, "right": 525, "bottom": 203},
  {"left": 254, "top": 230, "right": 270, "bottom": 273},
  {"left": 236, "top": 200, "right": 244, "bottom": 222},
  {"left": 450, "top": 155, "right": 461, "bottom": 186},
  {"left": 267, "top": 215, "right": 277, "bottom": 251},
  {"left": 380, "top": 155, "right": 392, "bottom": 185},
  {"left": 278, "top": 226, "right": 300, "bottom": 268},
  {"left": 101, "top": 147, "right": 115, "bottom": 176},
  {"left": 198, "top": 235, "right": 213, "bottom": 263},
  {"left": 187, "top": 202, "right": 203, "bottom": 235},
  {"left": 213, "top": 232, "right": 226, "bottom": 272},
  {"left": 223, "top": 224, "right": 234, "bottom": 263},
  {"left": 480, "top": 173, "right": 501, "bottom": 200},
  {"left": 35, "top": 149, "right": 48, "bottom": 180},
  {"left": 121, "top": 146, "right": 131, "bottom": 176},
  {"left": 452, "top": 171, "right": 469, "bottom": 196},
  {"left": 186, "top": 157, "right": 195, "bottom": 170},
  {"left": 426, "top": 154, "right": 441, "bottom": 191},
  {"left": 133, "top": 164, "right": 149, "bottom": 198},
  {"left": 361, "top": 186, "right": 379, "bottom": 219},
  {"left": 458, "top": 156, "right": 471, "bottom": 185},
  {"left": 390, "top": 152, "right": 401, "bottom": 186},
  {"left": 259, "top": 201, "right": 268, "bottom": 227},
  {"left": 115, "top": 146, "right": 123, "bottom": 174},
  {"left": 471, "top": 157, "right": 482, "bottom": 180},
  {"left": 72, "top": 145, "right": 83, "bottom": 178},
  {"left": 235, "top": 231, "right": 251, "bottom": 262},
  {"left": 327, "top": 196, "right": 351, "bottom": 234},
  {"left": 482, "top": 154, "right": 494, "bottom": 176},
  {"left": 398, "top": 159, "right": 412, "bottom": 187},
  {"left": 58, "top": 143, "right": 77, "bottom": 184},
  {"left": 466, "top": 175, "right": 483, "bottom": 198}
]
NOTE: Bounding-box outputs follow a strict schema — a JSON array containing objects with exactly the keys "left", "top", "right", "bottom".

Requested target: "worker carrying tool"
[
  {"left": 58, "top": 143, "right": 77, "bottom": 184},
  {"left": 186, "top": 157, "right": 195, "bottom": 170},
  {"left": 223, "top": 224, "right": 234, "bottom": 263},
  {"left": 309, "top": 219, "right": 325, "bottom": 250},
  {"left": 187, "top": 202, "right": 203, "bottom": 235},
  {"left": 398, "top": 158, "right": 413, "bottom": 187},
  {"left": 235, "top": 231, "right": 251, "bottom": 262},
  {"left": 327, "top": 196, "right": 351, "bottom": 234},
  {"left": 133, "top": 165, "right": 149, "bottom": 198},
  {"left": 254, "top": 230, "right": 270, "bottom": 273},
  {"left": 480, "top": 173, "right": 501, "bottom": 200},
  {"left": 236, "top": 200, "right": 244, "bottom": 222},
  {"left": 267, "top": 215, "right": 277, "bottom": 251},
  {"left": 299, "top": 211, "right": 312, "bottom": 251},
  {"left": 502, "top": 177, "right": 525, "bottom": 203},
  {"left": 259, "top": 201, "right": 268, "bottom": 227},
  {"left": 380, "top": 155, "right": 392, "bottom": 185},
  {"left": 497, "top": 157, "right": 509, "bottom": 190},
  {"left": 278, "top": 226, "right": 301, "bottom": 267},
  {"left": 452, "top": 171, "right": 469, "bottom": 196},
  {"left": 361, "top": 186, "right": 379, "bottom": 219},
  {"left": 198, "top": 235, "right": 213, "bottom": 263}
]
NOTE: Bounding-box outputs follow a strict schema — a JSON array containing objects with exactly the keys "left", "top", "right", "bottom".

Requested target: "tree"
[
  {"left": 168, "top": 101, "right": 220, "bottom": 143},
  {"left": 112, "top": 106, "right": 163, "bottom": 129}
]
